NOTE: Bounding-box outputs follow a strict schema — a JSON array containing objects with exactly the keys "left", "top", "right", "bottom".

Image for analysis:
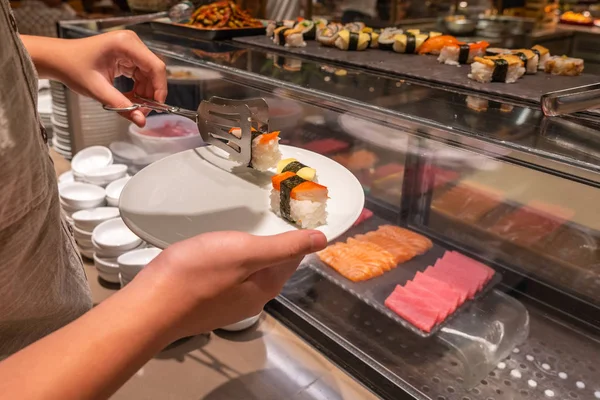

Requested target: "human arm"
[
  {"left": 0, "top": 230, "right": 326, "bottom": 399},
  {"left": 20, "top": 30, "right": 166, "bottom": 127}
]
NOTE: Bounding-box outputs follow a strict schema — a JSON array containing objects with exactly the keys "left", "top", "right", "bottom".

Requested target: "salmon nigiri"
[{"left": 418, "top": 35, "right": 459, "bottom": 55}]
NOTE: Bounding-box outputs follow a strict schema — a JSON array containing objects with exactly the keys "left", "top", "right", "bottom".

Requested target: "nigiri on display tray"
[
  {"left": 272, "top": 26, "right": 306, "bottom": 47},
  {"left": 544, "top": 56, "right": 584, "bottom": 76},
  {"left": 228, "top": 127, "right": 282, "bottom": 171},
  {"left": 270, "top": 171, "right": 328, "bottom": 229},
  {"left": 468, "top": 55, "right": 526, "bottom": 83},
  {"left": 532, "top": 45, "right": 550, "bottom": 70},
  {"left": 438, "top": 41, "right": 489, "bottom": 65},
  {"left": 511, "top": 49, "right": 539, "bottom": 74},
  {"left": 417, "top": 35, "right": 459, "bottom": 55},
  {"left": 393, "top": 33, "right": 441, "bottom": 54},
  {"left": 266, "top": 20, "right": 295, "bottom": 38},
  {"left": 335, "top": 29, "right": 371, "bottom": 51}
]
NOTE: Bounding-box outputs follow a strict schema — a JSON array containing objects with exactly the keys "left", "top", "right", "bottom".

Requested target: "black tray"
[
  {"left": 150, "top": 20, "right": 266, "bottom": 40},
  {"left": 304, "top": 216, "right": 502, "bottom": 338}
]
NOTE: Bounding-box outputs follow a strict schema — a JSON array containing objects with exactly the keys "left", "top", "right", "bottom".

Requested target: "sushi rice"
[
  {"left": 270, "top": 191, "right": 327, "bottom": 229},
  {"left": 469, "top": 55, "right": 525, "bottom": 83},
  {"left": 251, "top": 132, "right": 282, "bottom": 171},
  {"left": 438, "top": 42, "right": 488, "bottom": 66},
  {"left": 511, "top": 49, "right": 539, "bottom": 74}
]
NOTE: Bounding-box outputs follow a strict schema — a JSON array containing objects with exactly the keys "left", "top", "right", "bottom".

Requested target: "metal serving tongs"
[
  {"left": 103, "top": 95, "right": 269, "bottom": 166},
  {"left": 541, "top": 83, "right": 600, "bottom": 117}
]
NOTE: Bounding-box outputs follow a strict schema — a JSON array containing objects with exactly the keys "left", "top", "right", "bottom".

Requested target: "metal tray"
[
  {"left": 150, "top": 20, "right": 266, "bottom": 41},
  {"left": 304, "top": 216, "right": 502, "bottom": 338}
]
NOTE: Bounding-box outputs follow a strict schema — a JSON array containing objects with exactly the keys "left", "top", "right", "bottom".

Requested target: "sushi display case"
[{"left": 58, "top": 19, "right": 600, "bottom": 400}]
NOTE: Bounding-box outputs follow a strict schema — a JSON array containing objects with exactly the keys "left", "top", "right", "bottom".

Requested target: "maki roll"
[
  {"left": 378, "top": 28, "right": 402, "bottom": 51},
  {"left": 532, "top": 45, "right": 551, "bottom": 70},
  {"left": 273, "top": 26, "right": 306, "bottom": 48},
  {"left": 266, "top": 20, "right": 295, "bottom": 38},
  {"left": 485, "top": 47, "right": 511, "bottom": 57},
  {"left": 511, "top": 49, "right": 539, "bottom": 74},
  {"left": 317, "top": 23, "right": 342, "bottom": 47},
  {"left": 335, "top": 29, "right": 371, "bottom": 51},
  {"left": 296, "top": 20, "right": 317, "bottom": 40},
  {"left": 438, "top": 41, "right": 489, "bottom": 65},
  {"left": 468, "top": 55, "right": 526, "bottom": 83},
  {"left": 393, "top": 33, "right": 429, "bottom": 54},
  {"left": 544, "top": 56, "right": 584, "bottom": 76},
  {"left": 277, "top": 158, "right": 317, "bottom": 181},
  {"left": 270, "top": 171, "right": 328, "bottom": 229},
  {"left": 344, "top": 22, "right": 366, "bottom": 32},
  {"left": 228, "top": 128, "right": 282, "bottom": 171},
  {"left": 314, "top": 18, "right": 328, "bottom": 31}
]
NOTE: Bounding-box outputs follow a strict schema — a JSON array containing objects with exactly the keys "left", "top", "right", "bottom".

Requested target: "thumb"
[
  {"left": 244, "top": 230, "right": 327, "bottom": 272},
  {"left": 92, "top": 80, "right": 146, "bottom": 127}
]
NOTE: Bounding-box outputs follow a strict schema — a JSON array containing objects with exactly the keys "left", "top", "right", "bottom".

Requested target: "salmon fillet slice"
[
  {"left": 318, "top": 239, "right": 395, "bottom": 282},
  {"left": 376, "top": 225, "right": 433, "bottom": 255},
  {"left": 354, "top": 231, "right": 417, "bottom": 264}
]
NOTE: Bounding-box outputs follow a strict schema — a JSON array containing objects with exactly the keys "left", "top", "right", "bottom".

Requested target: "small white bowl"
[
  {"left": 76, "top": 237, "right": 93, "bottom": 249},
  {"left": 58, "top": 170, "right": 74, "bottom": 184},
  {"left": 79, "top": 247, "right": 95, "bottom": 260},
  {"left": 93, "top": 239, "right": 145, "bottom": 259},
  {"left": 82, "top": 164, "right": 127, "bottom": 186},
  {"left": 117, "top": 247, "right": 161, "bottom": 278},
  {"left": 94, "top": 253, "right": 119, "bottom": 270},
  {"left": 109, "top": 141, "right": 147, "bottom": 162},
  {"left": 219, "top": 312, "right": 262, "bottom": 332},
  {"left": 73, "top": 226, "right": 93, "bottom": 241},
  {"left": 128, "top": 115, "right": 204, "bottom": 154},
  {"left": 106, "top": 197, "right": 119, "bottom": 207},
  {"left": 59, "top": 182, "right": 106, "bottom": 209},
  {"left": 71, "top": 146, "right": 113, "bottom": 175},
  {"left": 92, "top": 218, "right": 142, "bottom": 252},
  {"left": 105, "top": 176, "right": 131, "bottom": 205},
  {"left": 72, "top": 207, "right": 120, "bottom": 232}
]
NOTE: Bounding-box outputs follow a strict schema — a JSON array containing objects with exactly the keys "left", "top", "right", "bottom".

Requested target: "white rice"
[
  {"left": 538, "top": 52, "right": 550, "bottom": 70},
  {"left": 526, "top": 55, "right": 539, "bottom": 74},
  {"left": 438, "top": 46, "right": 486, "bottom": 66},
  {"left": 468, "top": 62, "right": 525, "bottom": 83},
  {"left": 270, "top": 190, "right": 327, "bottom": 229},
  {"left": 251, "top": 135, "right": 281, "bottom": 171}
]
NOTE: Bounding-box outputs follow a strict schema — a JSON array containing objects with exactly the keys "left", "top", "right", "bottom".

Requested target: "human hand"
[
  {"left": 47, "top": 31, "right": 167, "bottom": 127},
  {"left": 128, "top": 230, "right": 327, "bottom": 340}
]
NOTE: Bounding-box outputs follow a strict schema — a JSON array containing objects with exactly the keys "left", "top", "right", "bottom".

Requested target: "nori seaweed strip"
[
  {"left": 405, "top": 34, "right": 416, "bottom": 54},
  {"left": 282, "top": 161, "right": 308, "bottom": 174},
  {"left": 348, "top": 32, "right": 359, "bottom": 50},
  {"left": 277, "top": 28, "right": 289, "bottom": 46},
  {"left": 515, "top": 52, "right": 528, "bottom": 66},
  {"left": 458, "top": 44, "right": 470, "bottom": 64},
  {"left": 491, "top": 59, "right": 509, "bottom": 82},
  {"left": 280, "top": 175, "right": 306, "bottom": 221},
  {"left": 366, "top": 33, "right": 372, "bottom": 48}
]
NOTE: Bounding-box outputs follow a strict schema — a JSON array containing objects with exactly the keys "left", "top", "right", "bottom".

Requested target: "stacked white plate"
[
  {"left": 78, "top": 95, "right": 121, "bottom": 147},
  {"left": 72, "top": 207, "right": 120, "bottom": 259},
  {"left": 105, "top": 176, "right": 130, "bottom": 206},
  {"left": 58, "top": 182, "right": 107, "bottom": 222},
  {"left": 117, "top": 247, "right": 161, "bottom": 287},
  {"left": 38, "top": 84, "right": 53, "bottom": 141},
  {"left": 50, "top": 81, "right": 71, "bottom": 158},
  {"left": 92, "top": 218, "right": 145, "bottom": 283}
]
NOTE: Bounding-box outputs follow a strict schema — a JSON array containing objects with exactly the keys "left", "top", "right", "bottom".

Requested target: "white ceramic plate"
[
  {"left": 119, "top": 145, "right": 364, "bottom": 249},
  {"left": 59, "top": 182, "right": 106, "bottom": 209},
  {"left": 93, "top": 217, "right": 142, "bottom": 251},
  {"left": 71, "top": 146, "right": 113, "bottom": 175}
]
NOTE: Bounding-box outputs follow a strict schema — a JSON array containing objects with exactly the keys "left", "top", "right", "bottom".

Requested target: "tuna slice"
[
  {"left": 404, "top": 280, "right": 452, "bottom": 322},
  {"left": 424, "top": 266, "right": 470, "bottom": 302},
  {"left": 446, "top": 251, "right": 495, "bottom": 282},
  {"left": 434, "top": 259, "right": 481, "bottom": 298},
  {"left": 385, "top": 285, "right": 439, "bottom": 332},
  {"left": 441, "top": 252, "right": 489, "bottom": 290},
  {"left": 413, "top": 271, "right": 462, "bottom": 311}
]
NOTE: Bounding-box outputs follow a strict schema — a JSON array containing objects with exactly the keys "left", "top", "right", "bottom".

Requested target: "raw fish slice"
[
  {"left": 446, "top": 251, "right": 495, "bottom": 281},
  {"left": 385, "top": 285, "right": 439, "bottom": 332},
  {"left": 377, "top": 225, "right": 433, "bottom": 254},
  {"left": 346, "top": 238, "right": 396, "bottom": 272},
  {"left": 425, "top": 266, "right": 470, "bottom": 301},
  {"left": 441, "top": 252, "right": 491, "bottom": 288},
  {"left": 434, "top": 259, "right": 480, "bottom": 297},
  {"left": 408, "top": 279, "right": 457, "bottom": 317},
  {"left": 413, "top": 272, "right": 462, "bottom": 311},
  {"left": 318, "top": 239, "right": 395, "bottom": 282},
  {"left": 417, "top": 35, "right": 459, "bottom": 55},
  {"left": 354, "top": 231, "right": 417, "bottom": 264},
  {"left": 302, "top": 138, "right": 349, "bottom": 154},
  {"left": 404, "top": 281, "right": 450, "bottom": 322}
]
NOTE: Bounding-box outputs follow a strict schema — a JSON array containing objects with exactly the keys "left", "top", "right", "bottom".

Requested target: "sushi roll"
[
  {"left": 317, "top": 23, "right": 342, "bottom": 47},
  {"left": 229, "top": 128, "right": 282, "bottom": 171},
  {"left": 335, "top": 29, "right": 371, "bottom": 51},
  {"left": 417, "top": 35, "right": 459, "bottom": 55},
  {"left": 511, "top": 49, "right": 539, "bottom": 74},
  {"left": 270, "top": 171, "right": 328, "bottom": 228},
  {"left": 277, "top": 158, "right": 317, "bottom": 181},
  {"left": 273, "top": 26, "right": 306, "bottom": 48},
  {"left": 438, "top": 41, "right": 489, "bottom": 65},
  {"left": 393, "top": 33, "right": 429, "bottom": 54},
  {"left": 544, "top": 56, "right": 584, "bottom": 76},
  {"left": 468, "top": 55, "right": 526, "bottom": 83},
  {"left": 296, "top": 20, "right": 316, "bottom": 40},
  {"left": 314, "top": 18, "right": 328, "bottom": 31},
  {"left": 532, "top": 45, "right": 551, "bottom": 70},
  {"left": 344, "top": 22, "right": 366, "bottom": 32},
  {"left": 378, "top": 28, "right": 402, "bottom": 51},
  {"left": 485, "top": 47, "right": 511, "bottom": 57},
  {"left": 266, "top": 20, "right": 295, "bottom": 38}
]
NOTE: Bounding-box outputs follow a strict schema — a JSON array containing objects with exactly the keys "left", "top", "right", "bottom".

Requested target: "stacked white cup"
[{"left": 117, "top": 247, "right": 162, "bottom": 287}]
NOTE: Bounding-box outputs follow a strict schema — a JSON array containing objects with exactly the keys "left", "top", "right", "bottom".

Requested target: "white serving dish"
[
  {"left": 92, "top": 218, "right": 142, "bottom": 252},
  {"left": 127, "top": 115, "right": 204, "bottom": 154},
  {"left": 219, "top": 312, "right": 262, "bottom": 332},
  {"left": 109, "top": 141, "right": 147, "bottom": 162},
  {"left": 72, "top": 207, "right": 120, "bottom": 232},
  {"left": 82, "top": 164, "right": 127, "bottom": 185},
  {"left": 73, "top": 224, "right": 93, "bottom": 240},
  {"left": 117, "top": 247, "right": 161, "bottom": 279},
  {"left": 105, "top": 176, "right": 131, "bottom": 205},
  {"left": 58, "top": 170, "right": 74, "bottom": 184},
  {"left": 59, "top": 182, "right": 106, "bottom": 209},
  {"left": 79, "top": 247, "right": 95, "bottom": 260},
  {"left": 76, "top": 237, "right": 93, "bottom": 249},
  {"left": 71, "top": 146, "right": 113, "bottom": 175}
]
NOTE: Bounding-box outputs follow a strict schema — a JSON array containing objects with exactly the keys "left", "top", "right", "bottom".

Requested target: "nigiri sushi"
[
  {"left": 511, "top": 49, "right": 539, "bottom": 74},
  {"left": 438, "top": 41, "right": 489, "bottom": 65},
  {"left": 273, "top": 26, "right": 306, "bottom": 47},
  {"left": 393, "top": 33, "right": 429, "bottom": 54},
  {"left": 468, "top": 55, "right": 526, "bottom": 83},
  {"left": 277, "top": 158, "right": 317, "bottom": 181},
  {"left": 335, "top": 29, "right": 371, "bottom": 51},
  {"left": 317, "top": 23, "right": 342, "bottom": 47},
  {"left": 544, "top": 56, "right": 584, "bottom": 76},
  {"left": 270, "top": 171, "right": 328, "bottom": 228},
  {"left": 417, "top": 35, "right": 459, "bottom": 55},
  {"left": 228, "top": 128, "right": 282, "bottom": 171},
  {"left": 485, "top": 48, "right": 511, "bottom": 57},
  {"left": 532, "top": 45, "right": 550, "bottom": 70}
]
